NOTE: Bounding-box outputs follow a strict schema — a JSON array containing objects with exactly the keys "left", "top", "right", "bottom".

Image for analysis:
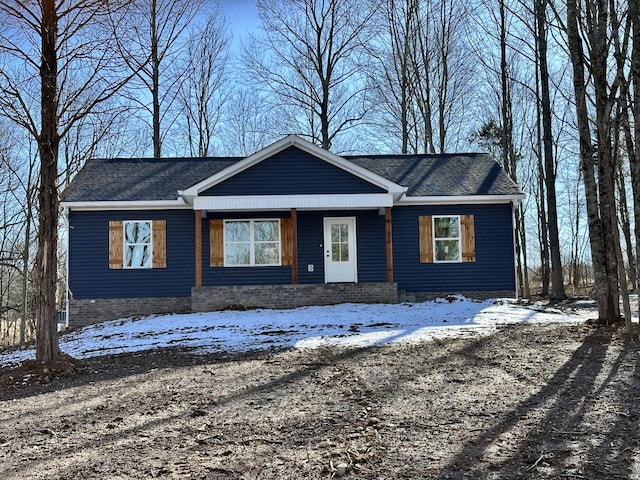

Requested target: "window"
[
  {"left": 124, "top": 221, "right": 152, "bottom": 268},
  {"left": 433, "top": 216, "right": 460, "bottom": 262},
  {"left": 331, "top": 222, "right": 349, "bottom": 261},
  {"left": 224, "top": 219, "right": 280, "bottom": 266},
  {"left": 418, "top": 215, "right": 475, "bottom": 263},
  {"left": 109, "top": 220, "right": 166, "bottom": 270}
]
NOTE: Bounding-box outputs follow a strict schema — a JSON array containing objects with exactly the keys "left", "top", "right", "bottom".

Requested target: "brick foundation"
[
  {"left": 191, "top": 283, "right": 398, "bottom": 312},
  {"left": 68, "top": 285, "right": 511, "bottom": 327},
  {"left": 69, "top": 297, "right": 191, "bottom": 327}
]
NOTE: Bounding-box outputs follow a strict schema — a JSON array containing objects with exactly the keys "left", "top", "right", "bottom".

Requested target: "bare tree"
[
  {"left": 114, "top": 0, "right": 205, "bottom": 157},
  {"left": 5, "top": 139, "right": 38, "bottom": 345},
  {"left": 410, "top": 0, "right": 436, "bottom": 154},
  {"left": 177, "top": 5, "right": 230, "bottom": 157},
  {"left": 535, "top": 0, "right": 566, "bottom": 301},
  {"left": 566, "top": 0, "right": 621, "bottom": 323},
  {"left": 469, "top": 1, "right": 537, "bottom": 298},
  {"left": 0, "top": 130, "right": 34, "bottom": 346},
  {"left": 0, "top": 0, "right": 137, "bottom": 364},
  {"left": 245, "top": 0, "right": 377, "bottom": 150},
  {"left": 222, "top": 89, "right": 280, "bottom": 157},
  {"left": 431, "top": 0, "right": 469, "bottom": 153},
  {"left": 410, "top": 0, "right": 474, "bottom": 153},
  {"left": 367, "top": 0, "right": 420, "bottom": 153}
]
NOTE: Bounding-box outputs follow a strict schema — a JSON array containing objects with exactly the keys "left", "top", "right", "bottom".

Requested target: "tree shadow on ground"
[
  {"left": 0, "top": 344, "right": 278, "bottom": 401},
  {"left": 2, "top": 323, "right": 638, "bottom": 479},
  {"left": 0, "top": 342, "right": 387, "bottom": 478},
  {"left": 432, "top": 327, "right": 640, "bottom": 479}
]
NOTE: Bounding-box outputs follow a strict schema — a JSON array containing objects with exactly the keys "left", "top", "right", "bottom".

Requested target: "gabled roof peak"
[{"left": 178, "top": 134, "right": 406, "bottom": 201}]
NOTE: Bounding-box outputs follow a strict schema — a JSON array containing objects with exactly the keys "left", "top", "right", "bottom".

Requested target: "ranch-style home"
[{"left": 61, "top": 134, "right": 524, "bottom": 327}]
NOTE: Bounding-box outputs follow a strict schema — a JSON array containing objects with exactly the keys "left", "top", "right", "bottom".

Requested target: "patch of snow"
[{"left": 0, "top": 297, "right": 592, "bottom": 367}]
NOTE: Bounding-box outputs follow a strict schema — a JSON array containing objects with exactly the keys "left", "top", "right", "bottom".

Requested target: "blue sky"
[{"left": 220, "top": 0, "right": 259, "bottom": 44}]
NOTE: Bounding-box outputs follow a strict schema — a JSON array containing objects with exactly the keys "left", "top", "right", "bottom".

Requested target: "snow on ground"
[{"left": 0, "top": 297, "right": 595, "bottom": 367}]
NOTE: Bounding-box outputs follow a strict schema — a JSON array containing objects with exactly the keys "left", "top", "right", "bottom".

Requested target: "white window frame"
[
  {"left": 223, "top": 218, "right": 281, "bottom": 267},
  {"left": 433, "top": 215, "right": 461, "bottom": 263},
  {"left": 123, "top": 220, "right": 153, "bottom": 269}
]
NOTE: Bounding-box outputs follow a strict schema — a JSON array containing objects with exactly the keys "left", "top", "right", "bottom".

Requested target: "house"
[{"left": 61, "top": 135, "right": 524, "bottom": 327}]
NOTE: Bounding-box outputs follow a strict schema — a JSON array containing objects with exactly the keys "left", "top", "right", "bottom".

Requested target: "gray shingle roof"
[
  {"left": 61, "top": 152, "right": 521, "bottom": 202},
  {"left": 345, "top": 153, "right": 521, "bottom": 197},
  {"left": 62, "top": 157, "right": 239, "bottom": 202}
]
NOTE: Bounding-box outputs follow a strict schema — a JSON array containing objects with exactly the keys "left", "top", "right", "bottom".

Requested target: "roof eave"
[
  {"left": 396, "top": 193, "right": 525, "bottom": 206},
  {"left": 61, "top": 199, "right": 190, "bottom": 211}
]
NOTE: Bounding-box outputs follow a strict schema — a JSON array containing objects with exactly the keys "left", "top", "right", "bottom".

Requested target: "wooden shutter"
[
  {"left": 418, "top": 216, "right": 433, "bottom": 263},
  {"left": 209, "top": 219, "right": 224, "bottom": 267},
  {"left": 281, "top": 217, "right": 293, "bottom": 266},
  {"left": 108, "top": 221, "right": 124, "bottom": 269},
  {"left": 461, "top": 215, "right": 476, "bottom": 262},
  {"left": 152, "top": 220, "right": 167, "bottom": 268}
]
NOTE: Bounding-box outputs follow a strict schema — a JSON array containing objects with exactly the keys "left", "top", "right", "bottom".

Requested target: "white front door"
[{"left": 324, "top": 217, "right": 357, "bottom": 283}]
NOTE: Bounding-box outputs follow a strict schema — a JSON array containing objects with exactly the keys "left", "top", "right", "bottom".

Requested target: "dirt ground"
[{"left": 1, "top": 320, "right": 640, "bottom": 479}]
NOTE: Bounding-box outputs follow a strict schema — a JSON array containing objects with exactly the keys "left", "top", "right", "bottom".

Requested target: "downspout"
[
  {"left": 511, "top": 201, "right": 520, "bottom": 301},
  {"left": 62, "top": 206, "right": 70, "bottom": 329}
]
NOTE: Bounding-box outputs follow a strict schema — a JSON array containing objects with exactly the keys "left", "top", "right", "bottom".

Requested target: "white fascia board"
[
  {"left": 61, "top": 199, "right": 190, "bottom": 211},
  {"left": 396, "top": 194, "right": 525, "bottom": 206},
  {"left": 193, "top": 193, "right": 394, "bottom": 211},
  {"left": 179, "top": 134, "right": 405, "bottom": 198}
]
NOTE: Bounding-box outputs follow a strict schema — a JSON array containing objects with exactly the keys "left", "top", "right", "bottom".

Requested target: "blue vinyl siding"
[
  {"left": 295, "top": 212, "right": 325, "bottom": 284},
  {"left": 352, "top": 211, "right": 387, "bottom": 282},
  {"left": 69, "top": 209, "right": 194, "bottom": 299},
  {"left": 296, "top": 211, "right": 387, "bottom": 284},
  {"left": 201, "top": 146, "right": 386, "bottom": 196},
  {"left": 202, "top": 210, "right": 387, "bottom": 286},
  {"left": 392, "top": 204, "right": 516, "bottom": 292},
  {"left": 69, "top": 203, "right": 515, "bottom": 300}
]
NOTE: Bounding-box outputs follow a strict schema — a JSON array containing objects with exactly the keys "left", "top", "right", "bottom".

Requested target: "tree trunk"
[
  {"left": 398, "top": 0, "right": 415, "bottom": 154},
  {"left": 610, "top": 0, "right": 635, "bottom": 295},
  {"left": 566, "top": 0, "right": 619, "bottom": 323},
  {"left": 630, "top": 0, "right": 640, "bottom": 321},
  {"left": 499, "top": 1, "right": 511, "bottom": 179},
  {"left": 151, "top": 0, "right": 161, "bottom": 158},
  {"left": 592, "top": 0, "right": 621, "bottom": 322},
  {"left": 412, "top": 5, "right": 435, "bottom": 154},
  {"left": 36, "top": 0, "right": 60, "bottom": 365},
  {"left": 514, "top": 203, "right": 530, "bottom": 298},
  {"left": 616, "top": 147, "right": 636, "bottom": 291},
  {"left": 20, "top": 183, "right": 34, "bottom": 345},
  {"left": 533, "top": 34, "right": 550, "bottom": 296},
  {"left": 320, "top": 82, "right": 331, "bottom": 150},
  {"left": 536, "top": 0, "right": 566, "bottom": 301},
  {"left": 613, "top": 194, "right": 633, "bottom": 331}
]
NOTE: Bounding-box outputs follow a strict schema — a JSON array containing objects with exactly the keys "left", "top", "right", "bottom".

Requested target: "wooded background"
[{"left": 0, "top": 0, "right": 636, "bottom": 355}]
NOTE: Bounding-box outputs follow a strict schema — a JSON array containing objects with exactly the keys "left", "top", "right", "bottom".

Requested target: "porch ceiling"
[{"left": 192, "top": 193, "right": 394, "bottom": 211}]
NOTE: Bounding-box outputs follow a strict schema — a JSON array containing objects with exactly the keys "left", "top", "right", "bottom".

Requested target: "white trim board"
[
  {"left": 194, "top": 193, "right": 394, "bottom": 211},
  {"left": 61, "top": 199, "right": 190, "bottom": 211},
  {"left": 396, "top": 194, "right": 524, "bottom": 206}
]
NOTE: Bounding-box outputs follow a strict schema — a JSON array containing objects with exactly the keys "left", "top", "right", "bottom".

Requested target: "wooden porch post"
[
  {"left": 195, "top": 210, "right": 202, "bottom": 288},
  {"left": 385, "top": 207, "right": 393, "bottom": 283},
  {"left": 291, "top": 208, "right": 298, "bottom": 285}
]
